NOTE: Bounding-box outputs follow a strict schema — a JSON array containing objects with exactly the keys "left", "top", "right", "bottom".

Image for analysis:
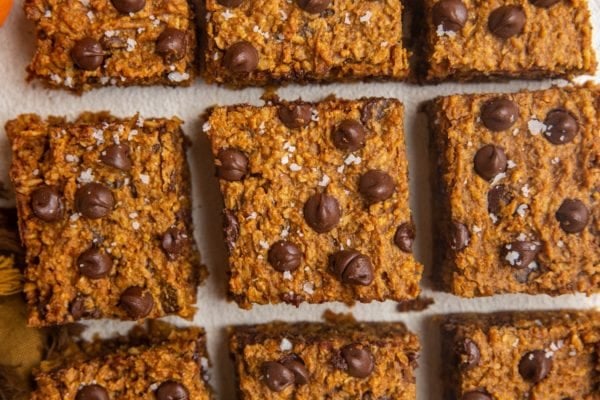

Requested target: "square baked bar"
[
  {"left": 31, "top": 321, "right": 213, "bottom": 399},
  {"left": 24, "top": 0, "right": 196, "bottom": 92},
  {"left": 6, "top": 113, "right": 205, "bottom": 326},
  {"left": 427, "top": 85, "right": 599, "bottom": 297},
  {"left": 202, "top": 0, "right": 410, "bottom": 86},
  {"left": 230, "top": 320, "right": 419, "bottom": 399},
  {"left": 206, "top": 97, "right": 423, "bottom": 308},
  {"left": 441, "top": 310, "right": 600, "bottom": 400},
  {"left": 422, "top": 0, "right": 596, "bottom": 81}
]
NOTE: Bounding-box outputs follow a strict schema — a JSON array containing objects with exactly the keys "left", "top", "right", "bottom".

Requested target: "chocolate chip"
[
  {"left": 77, "top": 248, "right": 112, "bottom": 279},
  {"left": 268, "top": 241, "right": 302, "bottom": 272},
  {"left": 519, "top": 350, "right": 552, "bottom": 383},
  {"left": 119, "top": 286, "right": 153, "bottom": 319},
  {"left": 76, "top": 384, "right": 109, "bottom": 400},
  {"left": 75, "top": 183, "right": 115, "bottom": 219},
  {"left": 556, "top": 199, "right": 589, "bottom": 233},
  {"left": 332, "top": 119, "right": 366, "bottom": 152},
  {"left": 481, "top": 98, "right": 519, "bottom": 131},
  {"left": 303, "top": 193, "right": 341, "bottom": 233},
  {"left": 217, "top": 0, "right": 243, "bottom": 7},
  {"left": 502, "top": 241, "right": 541, "bottom": 269},
  {"left": 224, "top": 41, "right": 259, "bottom": 73},
  {"left": 110, "top": 0, "right": 145, "bottom": 13},
  {"left": 474, "top": 145, "right": 507, "bottom": 181},
  {"left": 101, "top": 144, "right": 132, "bottom": 171},
  {"left": 71, "top": 38, "right": 105, "bottom": 70},
  {"left": 432, "top": 0, "right": 468, "bottom": 32},
  {"left": 70, "top": 295, "right": 87, "bottom": 320},
  {"left": 462, "top": 392, "right": 492, "bottom": 400},
  {"left": 296, "top": 0, "right": 330, "bottom": 14},
  {"left": 543, "top": 109, "right": 578, "bottom": 145},
  {"left": 216, "top": 148, "right": 248, "bottom": 181},
  {"left": 156, "top": 28, "right": 187, "bottom": 63},
  {"left": 394, "top": 223, "right": 415, "bottom": 253},
  {"left": 340, "top": 344, "right": 374, "bottom": 378},
  {"left": 223, "top": 209, "right": 239, "bottom": 252},
  {"left": 488, "top": 6, "right": 526, "bottom": 39},
  {"left": 449, "top": 222, "right": 469, "bottom": 251},
  {"left": 262, "top": 361, "right": 295, "bottom": 392},
  {"left": 358, "top": 170, "right": 395, "bottom": 204},
  {"left": 277, "top": 103, "right": 312, "bottom": 129},
  {"left": 155, "top": 381, "right": 189, "bottom": 400},
  {"left": 161, "top": 227, "right": 187, "bottom": 260},
  {"left": 456, "top": 338, "right": 480, "bottom": 370},
  {"left": 329, "top": 250, "right": 374, "bottom": 286},
  {"left": 530, "top": 0, "right": 561, "bottom": 7},
  {"left": 280, "top": 354, "right": 309, "bottom": 385},
  {"left": 31, "top": 185, "right": 64, "bottom": 222},
  {"left": 487, "top": 185, "right": 513, "bottom": 215}
]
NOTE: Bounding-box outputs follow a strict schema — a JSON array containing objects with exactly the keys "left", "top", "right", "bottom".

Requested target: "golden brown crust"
[
  {"left": 426, "top": 84, "right": 600, "bottom": 297},
  {"left": 24, "top": 0, "right": 196, "bottom": 92},
  {"left": 202, "top": 0, "right": 410, "bottom": 87},
  {"left": 205, "top": 97, "right": 423, "bottom": 308},
  {"left": 441, "top": 310, "right": 600, "bottom": 399},
  {"left": 6, "top": 113, "right": 205, "bottom": 326},
  {"left": 423, "top": 0, "right": 597, "bottom": 81},
  {"left": 230, "top": 321, "right": 420, "bottom": 399}
]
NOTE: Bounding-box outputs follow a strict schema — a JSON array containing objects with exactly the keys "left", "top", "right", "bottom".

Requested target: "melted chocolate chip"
[
  {"left": 262, "top": 361, "right": 295, "bottom": 392},
  {"left": 474, "top": 145, "right": 507, "bottom": 181},
  {"left": 101, "top": 144, "right": 132, "bottom": 171},
  {"left": 75, "top": 183, "right": 114, "bottom": 219},
  {"left": 449, "top": 222, "right": 469, "bottom": 251},
  {"left": 71, "top": 38, "right": 105, "bottom": 70},
  {"left": 119, "top": 286, "right": 154, "bottom": 319},
  {"left": 277, "top": 103, "right": 312, "bottom": 129},
  {"left": 156, "top": 28, "right": 187, "bottom": 63},
  {"left": 462, "top": 392, "right": 492, "bottom": 400},
  {"left": 216, "top": 148, "right": 248, "bottom": 181},
  {"left": 31, "top": 185, "right": 64, "bottom": 222},
  {"left": 487, "top": 185, "right": 513, "bottom": 215},
  {"left": 223, "top": 209, "right": 239, "bottom": 252},
  {"left": 155, "top": 381, "right": 189, "bottom": 400},
  {"left": 394, "top": 223, "right": 415, "bottom": 253},
  {"left": 303, "top": 193, "right": 341, "bottom": 233},
  {"left": 530, "top": 0, "right": 561, "bottom": 7},
  {"left": 76, "top": 384, "right": 109, "bottom": 400},
  {"left": 161, "top": 227, "right": 187, "bottom": 260},
  {"left": 457, "top": 338, "right": 480, "bottom": 370},
  {"left": 340, "top": 344, "right": 374, "bottom": 378},
  {"left": 488, "top": 6, "right": 526, "bottom": 39},
  {"left": 110, "top": 0, "right": 145, "bottom": 13},
  {"left": 556, "top": 199, "right": 589, "bottom": 233},
  {"left": 329, "top": 249, "right": 374, "bottom": 286},
  {"left": 70, "top": 295, "right": 87, "bottom": 320},
  {"left": 217, "top": 0, "right": 243, "bottom": 7},
  {"left": 502, "top": 241, "right": 541, "bottom": 269},
  {"left": 296, "top": 0, "right": 330, "bottom": 14},
  {"left": 481, "top": 98, "right": 519, "bottom": 131},
  {"left": 543, "top": 109, "right": 578, "bottom": 145},
  {"left": 268, "top": 241, "right": 303, "bottom": 272},
  {"left": 332, "top": 119, "right": 366, "bottom": 151},
  {"left": 77, "top": 248, "right": 112, "bottom": 279},
  {"left": 280, "top": 355, "right": 309, "bottom": 385},
  {"left": 223, "top": 41, "right": 259, "bottom": 73},
  {"left": 519, "top": 350, "right": 552, "bottom": 383},
  {"left": 358, "top": 170, "right": 395, "bottom": 204},
  {"left": 432, "top": 0, "right": 468, "bottom": 32}
]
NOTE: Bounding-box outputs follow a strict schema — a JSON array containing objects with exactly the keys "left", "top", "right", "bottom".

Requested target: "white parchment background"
[{"left": 1, "top": 2, "right": 599, "bottom": 398}]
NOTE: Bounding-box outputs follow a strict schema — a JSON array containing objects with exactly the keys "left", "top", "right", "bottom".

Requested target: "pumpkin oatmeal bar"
[
  {"left": 426, "top": 84, "right": 599, "bottom": 297},
  {"left": 422, "top": 0, "right": 597, "bottom": 81},
  {"left": 6, "top": 113, "right": 205, "bottom": 326},
  {"left": 230, "top": 320, "right": 419, "bottom": 399},
  {"left": 441, "top": 310, "right": 600, "bottom": 400},
  {"left": 31, "top": 321, "right": 213, "bottom": 399},
  {"left": 202, "top": 0, "right": 410, "bottom": 87},
  {"left": 24, "top": 0, "right": 196, "bottom": 92},
  {"left": 205, "top": 97, "right": 423, "bottom": 308}
]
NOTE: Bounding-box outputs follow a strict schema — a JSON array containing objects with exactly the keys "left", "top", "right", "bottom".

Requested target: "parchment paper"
[{"left": 1, "top": 2, "right": 599, "bottom": 398}]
